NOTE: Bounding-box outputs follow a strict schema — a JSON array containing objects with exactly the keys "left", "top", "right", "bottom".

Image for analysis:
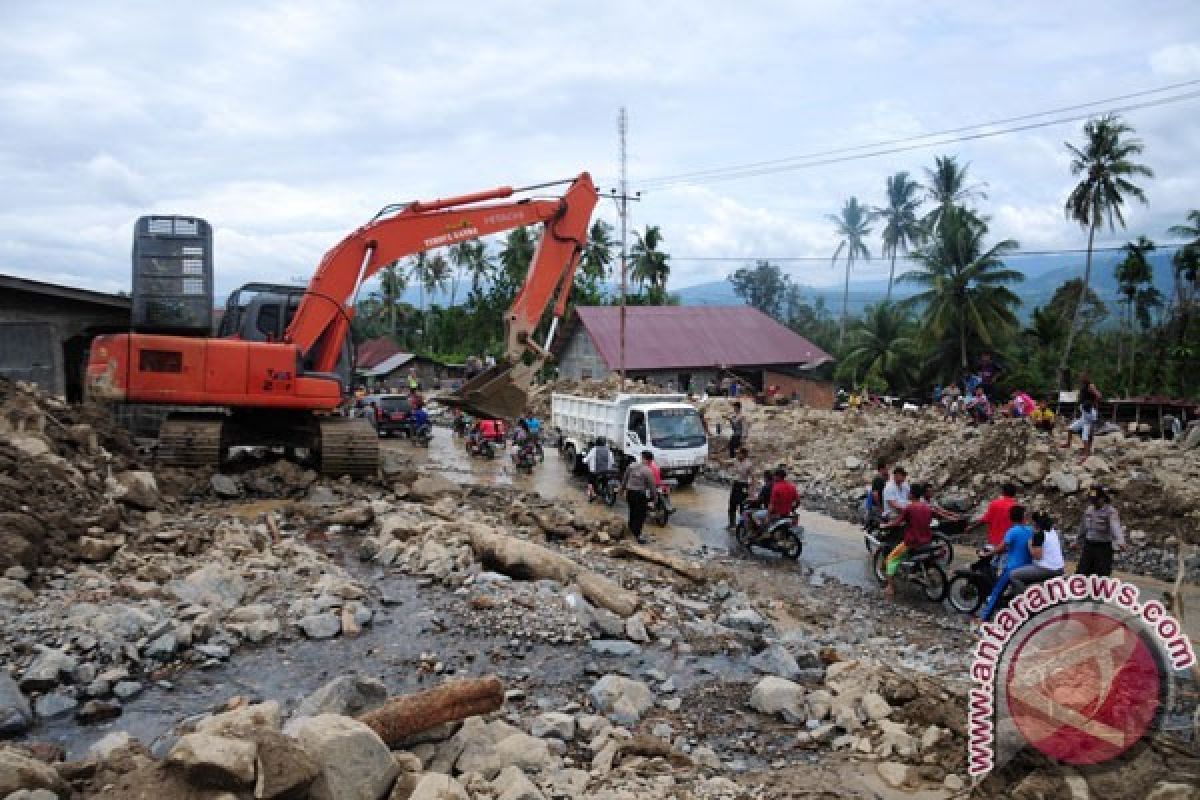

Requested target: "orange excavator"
[{"left": 86, "top": 173, "right": 598, "bottom": 475}]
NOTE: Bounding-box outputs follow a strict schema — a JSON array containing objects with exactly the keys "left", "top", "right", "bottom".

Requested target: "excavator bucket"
[{"left": 443, "top": 360, "right": 535, "bottom": 420}]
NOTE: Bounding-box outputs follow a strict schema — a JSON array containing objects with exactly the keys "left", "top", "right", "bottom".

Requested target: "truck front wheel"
[{"left": 675, "top": 470, "right": 697, "bottom": 488}]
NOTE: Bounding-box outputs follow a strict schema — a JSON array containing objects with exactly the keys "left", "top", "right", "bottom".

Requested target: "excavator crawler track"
[
  {"left": 157, "top": 414, "right": 225, "bottom": 469},
  {"left": 318, "top": 417, "right": 379, "bottom": 477}
]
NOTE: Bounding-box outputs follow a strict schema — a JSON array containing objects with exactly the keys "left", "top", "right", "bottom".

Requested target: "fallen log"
[
  {"left": 609, "top": 543, "right": 706, "bottom": 583},
  {"left": 467, "top": 529, "right": 640, "bottom": 617},
  {"left": 358, "top": 676, "right": 504, "bottom": 747}
]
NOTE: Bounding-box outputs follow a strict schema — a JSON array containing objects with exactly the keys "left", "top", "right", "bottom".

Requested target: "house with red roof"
[{"left": 555, "top": 306, "right": 834, "bottom": 405}]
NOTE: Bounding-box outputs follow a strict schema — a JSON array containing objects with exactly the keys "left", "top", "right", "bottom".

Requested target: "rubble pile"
[
  {"left": 529, "top": 378, "right": 675, "bottom": 419},
  {"left": 713, "top": 400, "right": 1200, "bottom": 581}
]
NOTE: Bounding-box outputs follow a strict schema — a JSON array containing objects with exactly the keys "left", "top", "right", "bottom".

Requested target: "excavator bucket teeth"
[{"left": 443, "top": 361, "right": 533, "bottom": 420}]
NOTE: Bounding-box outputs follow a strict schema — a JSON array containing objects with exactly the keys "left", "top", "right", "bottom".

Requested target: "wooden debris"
[
  {"left": 609, "top": 543, "right": 706, "bottom": 582},
  {"left": 358, "top": 676, "right": 505, "bottom": 747}
]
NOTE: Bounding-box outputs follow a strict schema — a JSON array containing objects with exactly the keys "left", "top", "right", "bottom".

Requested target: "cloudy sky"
[{"left": 2, "top": 1, "right": 1198, "bottom": 298}]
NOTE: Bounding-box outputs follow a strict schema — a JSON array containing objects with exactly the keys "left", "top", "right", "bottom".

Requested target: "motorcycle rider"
[
  {"left": 764, "top": 466, "right": 799, "bottom": 533},
  {"left": 746, "top": 469, "right": 776, "bottom": 535},
  {"left": 583, "top": 438, "right": 614, "bottom": 501},
  {"left": 1009, "top": 510, "right": 1064, "bottom": 592},
  {"left": 978, "top": 505, "right": 1034, "bottom": 622},
  {"left": 409, "top": 404, "right": 431, "bottom": 439},
  {"left": 865, "top": 458, "right": 889, "bottom": 526},
  {"left": 969, "top": 482, "right": 1018, "bottom": 548},
  {"left": 882, "top": 483, "right": 959, "bottom": 601},
  {"left": 882, "top": 466, "right": 911, "bottom": 523}
]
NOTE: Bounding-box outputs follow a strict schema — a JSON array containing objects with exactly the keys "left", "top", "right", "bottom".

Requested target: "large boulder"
[
  {"left": 19, "top": 648, "right": 76, "bottom": 692},
  {"left": 293, "top": 674, "right": 388, "bottom": 719},
  {"left": 252, "top": 730, "right": 320, "bottom": 800},
  {"left": 456, "top": 731, "right": 560, "bottom": 780},
  {"left": 408, "top": 474, "right": 459, "bottom": 502},
  {"left": 0, "top": 513, "right": 44, "bottom": 570},
  {"left": 749, "top": 676, "right": 806, "bottom": 722},
  {"left": 587, "top": 675, "right": 654, "bottom": 726},
  {"left": 492, "top": 765, "right": 546, "bottom": 800},
  {"left": 196, "top": 701, "right": 282, "bottom": 737},
  {"left": 0, "top": 671, "right": 33, "bottom": 734},
  {"left": 0, "top": 578, "right": 34, "bottom": 608},
  {"left": 285, "top": 714, "right": 398, "bottom": 800},
  {"left": 409, "top": 773, "right": 469, "bottom": 800},
  {"left": 114, "top": 470, "right": 160, "bottom": 509},
  {"left": 169, "top": 564, "right": 246, "bottom": 611},
  {"left": 166, "top": 733, "right": 258, "bottom": 789},
  {"left": 0, "top": 748, "right": 69, "bottom": 796}
]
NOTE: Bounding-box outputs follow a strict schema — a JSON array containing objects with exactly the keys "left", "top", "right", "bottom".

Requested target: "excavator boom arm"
[{"left": 287, "top": 173, "right": 597, "bottom": 384}]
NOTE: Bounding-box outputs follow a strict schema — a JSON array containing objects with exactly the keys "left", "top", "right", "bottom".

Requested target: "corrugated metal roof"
[
  {"left": 356, "top": 337, "right": 402, "bottom": 369},
  {"left": 574, "top": 306, "right": 833, "bottom": 371},
  {"left": 360, "top": 352, "right": 415, "bottom": 377}
]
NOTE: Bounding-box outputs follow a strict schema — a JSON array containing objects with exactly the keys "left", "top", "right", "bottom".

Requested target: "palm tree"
[
  {"left": 828, "top": 197, "right": 872, "bottom": 347},
  {"left": 873, "top": 172, "right": 923, "bottom": 302},
  {"left": 498, "top": 227, "right": 536, "bottom": 298},
  {"left": 1115, "top": 236, "right": 1155, "bottom": 392},
  {"left": 842, "top": 302, "right": 915, "bottom": 392},
  {"left": 1058, "top": 114, "right": 1153, "bottom": 384},
  {"left": 922, "top": 156, "right": 987, "bottom": 235},
  {"left": 448, "top": 241, "right": 486, "bottom": 307},
  {"left": 631, "top": 225, "right": 671, "bottom": 301},
  {"left": 576, "top": 219, "right": 615, "bottom": 304},
  {"left": 378, "top": 263, "right": 407, "bottom": 336},
  {"left": 899, "top": 206, "right": 1022, "bottom": 373}
]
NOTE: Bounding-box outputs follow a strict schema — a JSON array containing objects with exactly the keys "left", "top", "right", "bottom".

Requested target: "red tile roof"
[
  {"left": 356, "top": 336, "right": 402, "bottom": 369},
  {"left": 573, "top": 306, "right": 833, "bottom": 371}
]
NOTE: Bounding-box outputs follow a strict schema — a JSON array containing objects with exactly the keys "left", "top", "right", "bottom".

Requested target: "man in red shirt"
[
  {"left": 767, "top": 467, "right": 799, "bottom": 520},
  {"left": 970, "top": 483, "right": 1018, "bottom": 548},
  {"left": 883, "top": 483, "right": 960, "bottom": 600}
]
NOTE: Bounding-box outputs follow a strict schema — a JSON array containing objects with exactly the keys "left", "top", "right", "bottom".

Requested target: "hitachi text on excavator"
[{"left": 86, "top": 173, "right": 599, "bottom": 476}]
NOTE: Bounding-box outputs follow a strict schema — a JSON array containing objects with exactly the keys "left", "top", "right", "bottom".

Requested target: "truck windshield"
[{"left": 648, "top": 409, "right": 706, "bottom": 449}]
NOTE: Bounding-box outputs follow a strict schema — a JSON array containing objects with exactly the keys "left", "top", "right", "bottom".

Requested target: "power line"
[
  {"left": 670, "top": 242, "right": 1190, "bottom": 262},
  {"left": 631, "top": 83, "right": 1200, "bottom": 191}
]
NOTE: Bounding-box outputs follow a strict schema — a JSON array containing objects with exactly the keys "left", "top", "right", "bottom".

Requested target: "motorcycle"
[
  {"left": 465, "top": 435, "right": 495, "bottom": 459},
  {"left": 863, "top": 509, "right": 954, "bottom": 568},
  {"left": 652, "top": 480, "right": 676, "bottom": 526},
  {"left": 594, "top": 470, "right": 620, "bottom": 507},
  {"left": 865, "top": 525, "right": 947, "bottom": 602},
  {"left": 946, "top": 546, "right": 1003, "bottom": 615},
  {"left": 451, "top": 415, "right": 468, "bottom": 437},
  {"left": 513, "top": 442, "right": 538, "bottom": 474},
  {"left": 410, "top": 422, "right": 433, "bottom": 448},
  {"left": 735, "top": 501, "right": 804, "bottom": 560}
]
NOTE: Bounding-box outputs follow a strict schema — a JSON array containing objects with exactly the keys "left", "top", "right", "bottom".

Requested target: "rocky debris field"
[
  {"left": 1, "top": 377, "right": 1198, "bottom": 799},
  {"left": 699, "top": 395, "right": 1200, "bottom": 583},
  {"left": 527, "top": 377, "right": 675, "bottom": 419}
]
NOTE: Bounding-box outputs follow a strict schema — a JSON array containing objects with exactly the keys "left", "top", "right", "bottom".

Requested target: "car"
[{"left": 361, "top": 394, "right": 412, "bottom": 437}]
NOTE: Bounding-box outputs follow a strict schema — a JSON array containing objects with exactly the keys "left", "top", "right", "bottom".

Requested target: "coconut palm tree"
[
  {"left": 873, "top": 172, "right": 923, "bottom": 301},
  {"left": 378, "top": 263, "right": 407, "bottom": 336},
  {"left": 576, "top": 219, "right": 615, "bottom": 304},
  {"left": 1115, "top": 236, "right": 1155, "bottom": 391},
  {"left": 842, "top": 301, "right": 915, "bottom": 392},
  {"left": 899, "top": 206, "right": 1022, "bottom": 373},
  {"left": 1058, "top": 114, "right": 1153, "bottom": 384},
  {"left": 449, "top": 240, "right": 487, "bottom": 307},
  {"left": 921, "top": 156, "right": 987, "bottom": 235},
  {"left": 631, "top": 225, "right": 671, "bottom": 302},
  {"left": 828, "top": 197, "right": 873, "bottom": 347},
  {"left": 498, "top": 227, "right": 536, "bottom": 300}
]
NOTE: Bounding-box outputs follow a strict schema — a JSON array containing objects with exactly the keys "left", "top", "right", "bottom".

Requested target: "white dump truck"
[{"left": 551, "top": 393, "right": 708, "bottom": 485}]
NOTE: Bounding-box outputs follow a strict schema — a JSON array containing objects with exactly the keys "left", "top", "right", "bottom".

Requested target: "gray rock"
[
  {"left": 298, "top": 613, "right": 341, "bottom": 640},
  {"left": 624, "top": 613, "right": 650, "bottom": 643},
  {"left": 718, "top": 608, "right": 768, "bottom": 633},
  {"left": 195, "top": 644, "right": 230, "bottom": 660},
  {"left": 145, "top": 632, "right": 177, "bottom": 659},
  {"left": 457, "top": 731, "right": 560, "bottom": 779},
  {"left": 0, "top": 670, "right": 32, "bottom": 734},
  {"left": 19, "top": 648, "right": 76, "bottom": 692},
  {"left": 409, "top": 773, "right": 469, "bottom": 800},
  {"left": 749, "top": 644, "right": 800, "bottom": 679},
  {"left": 1047, "top": 470, "right": 1080, "bottom": 494},
  {"left": 169, "top": 564, "right": 246, "bottom": 611},
  {"left": 197, "top": 701, "right": 282, "bottom": 736},
  {"left": 844, "top": 456, "right": 863, "bottom": 470},
  {"left": 113, "top": 680, "right": 144, "bottom": 700},
  {"left": 0, "top": 577, "right": 34, "bottom": 607},
  {"left": 1146, "top": 782, "right": 1200, "bottom": 800},
  {"left": 284, "top": 714, "right": 398, "bottom": 800},
  {"left": 861, "top": 691, "right": 892, "bottom": 720},
  {"left": 6, "top": 788, "right": 61, "bottom": 800},
  {"left": 588, "top": 675, "right": 654, "bottom": 726},
  {"left": 77, "top": 535, "right": 120, "bottom": 562},
  {"left": 530, "top": 712, "right": 575, "bottom": 740},
  {"left": 87, "top": 731, "right": 134, "bottom": 759},
  {"left": 34, "top": 691, "right": 78, "bottom": 718},
  {"left": 408, "top": 474, "right": 459, "bottom": 502},
  {"left": 589, "top": 607, "right": 627, "bottom": 638},
  {"left": 588, "top": 639, "right": 641, "bottom": 657},
  {"left": 166, "top": 732, "right": 257, "bottom": 788},
  {"left": 0, "top": 748, "right": 68, "bottom": 797},
  {"left": 492, "top": 765, "right": 545, "bottom": 800},
  {"left": 114, "top": 470, "right": 160, "bottom": 510},
  {"left": 210, "top": 474, "right": 242, "bottom": 498},
  {"left": 877, "top": 761, "right": 912, "bottom": 789},
  {"left": 293, "top": 674, "right": 388, "bottom": 719},
  {"left": 748, "top": 676, "right": 805, "bottom": 722}
]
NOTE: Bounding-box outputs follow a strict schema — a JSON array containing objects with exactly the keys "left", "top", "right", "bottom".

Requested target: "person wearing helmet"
[{"left": 1077, "top": 485, "right": 1124, "bottom": 576}]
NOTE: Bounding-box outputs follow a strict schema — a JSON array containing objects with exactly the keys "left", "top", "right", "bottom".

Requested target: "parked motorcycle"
[
  {"left": 864, "top": 526, "right": 947, "bottom": 602},
  {"left": 652, "top": 481, "right": 676, "bottom": 526},
  {"left": 735, "top": 502, "right": 804, "bottom": 560},
  {"left": 597, "top": 471, "right": 620, "bottom": 507}
]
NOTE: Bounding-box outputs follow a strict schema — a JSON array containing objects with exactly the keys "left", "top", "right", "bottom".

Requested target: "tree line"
[
  {"left": 350, "top": 220, "right": 678, "bottom": 361},
  {"left": 729, "top": 114, "right": 1200, "bottom": 401}
]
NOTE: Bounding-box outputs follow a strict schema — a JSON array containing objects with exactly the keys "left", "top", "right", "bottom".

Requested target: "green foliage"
[
  {"left": 840, "top": 302, "right": 916, "bottom": 391},
  {"left": 828, "top": 196, "right": 873, "bottom": 346},
  {"left": 729, "top": 260, "right": 791, "bottom": 318},
  {"left": 873, "top": 172, "right": 923, "bottom": 301},
  {"left": 631, "top": 225, "right": 671, "bottom": 303}
]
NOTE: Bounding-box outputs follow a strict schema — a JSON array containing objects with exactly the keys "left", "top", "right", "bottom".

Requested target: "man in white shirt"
[
  {"left": 583, "top": 439, "right": 614, "bottom": 501},
  {"left": 1009, "top": 510, "right": 1065, "bottom": 592},
  {"left": 881, "top": 466, "right": 911, "bottom": 522}
]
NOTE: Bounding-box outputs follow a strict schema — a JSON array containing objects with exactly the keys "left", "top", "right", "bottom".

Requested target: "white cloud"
[{"left": 1150, "top": 43, "right": 1200, "bottom": 76}]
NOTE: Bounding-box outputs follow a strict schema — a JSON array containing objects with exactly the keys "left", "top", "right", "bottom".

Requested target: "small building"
[
  {"left": 354, "top": 338, "right": 451, "bottom": 390},
  {"left": 0, "top": 273, "right": 132, "bottom": 401},
  {"left": 556, "top": 306, "right": 834, "bottom": 405}
]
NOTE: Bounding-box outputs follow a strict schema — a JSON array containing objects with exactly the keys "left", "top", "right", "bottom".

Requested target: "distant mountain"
[{"left": 674, "top": 251, "right": 1177, "bottom": 322}]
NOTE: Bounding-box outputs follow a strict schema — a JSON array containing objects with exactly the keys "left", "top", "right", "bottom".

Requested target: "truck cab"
[{"left": 552, "top": 393, "right": 708, "bottom": 486}]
